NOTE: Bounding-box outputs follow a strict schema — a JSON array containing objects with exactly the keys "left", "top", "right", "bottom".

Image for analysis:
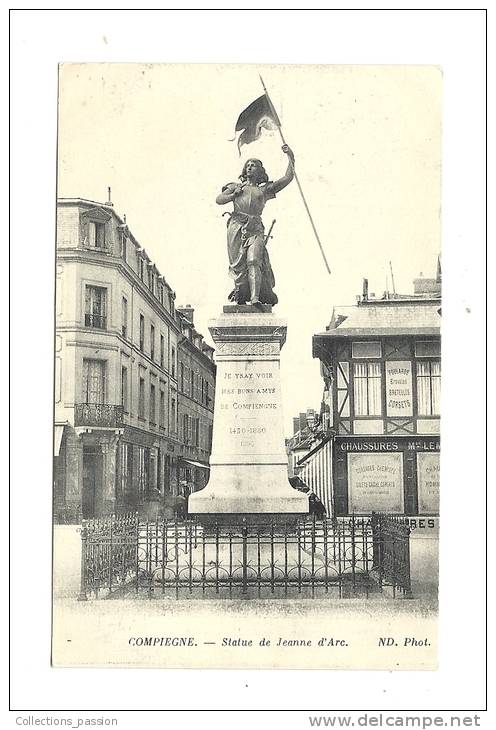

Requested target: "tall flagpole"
[{"left": 259, "top": 75, "right": 331, "bottom": 275}]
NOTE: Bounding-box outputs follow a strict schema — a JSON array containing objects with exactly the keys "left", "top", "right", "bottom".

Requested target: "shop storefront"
[{"left": 333, "top": 436, "right": 440, "bottom": 516}]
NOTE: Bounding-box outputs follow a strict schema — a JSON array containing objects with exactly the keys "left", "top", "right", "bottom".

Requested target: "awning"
[
  {"left": 180, "top": 458, "right": 210, "bottom": 470},
  {"left": 53, "top": 425, "right": 66, "bottom": 456},
  {"left": 297, "top": 435, "right": 332, "bottom": 466}
]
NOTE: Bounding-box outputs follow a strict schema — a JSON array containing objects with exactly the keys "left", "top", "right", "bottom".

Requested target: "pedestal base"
[{"left": 188, "top": 310, "right": 309, "bottom": 518}]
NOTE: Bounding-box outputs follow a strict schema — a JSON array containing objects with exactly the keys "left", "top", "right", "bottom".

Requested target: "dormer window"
[
  {"left": 89, "top": 221, "right": 106, "bottom": 249},
  {"left": 82, "top": 207, "right": 111, "bottom": 250}
]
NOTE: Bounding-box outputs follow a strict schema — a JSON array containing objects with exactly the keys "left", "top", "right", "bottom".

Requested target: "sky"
[{"left": 57, "top": 63, "right": 442, "bottom": 436}]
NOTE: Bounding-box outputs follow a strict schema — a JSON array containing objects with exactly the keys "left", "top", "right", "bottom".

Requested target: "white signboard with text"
[
  {"left": 417, "top": 452, "right": 440, "bottom": 514},
  {"left": 348, "top": 452, "right": 404, "bottom": 513},
  {"left": 386, "top": 360, "right": 413, "bottom": 417}
]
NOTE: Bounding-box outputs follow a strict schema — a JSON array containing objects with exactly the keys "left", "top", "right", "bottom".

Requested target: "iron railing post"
[
  {"left": 77, "top": 520, "right": 89, "bottom": 601},
  {"left": 242, "top": 518, "right": 248, "bottom": 595}
]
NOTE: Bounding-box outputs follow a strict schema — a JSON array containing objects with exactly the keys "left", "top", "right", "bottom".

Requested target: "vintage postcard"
[{"left": 52, "top": 63, "right": 441, "bottom": 670}]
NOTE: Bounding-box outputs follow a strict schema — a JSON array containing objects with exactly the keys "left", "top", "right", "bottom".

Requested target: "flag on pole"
[{"left": 232, "top": 94, "right": 281, "bottom": 154}]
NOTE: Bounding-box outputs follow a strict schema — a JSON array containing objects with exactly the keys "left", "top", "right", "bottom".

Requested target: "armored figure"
[{"left": 216, "top": 145, "right": 295, "bottom": 307}]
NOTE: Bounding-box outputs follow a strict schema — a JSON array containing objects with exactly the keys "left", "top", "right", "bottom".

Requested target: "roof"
[{"left": 314, "top": 300, "right": 441, "bottom": 340}]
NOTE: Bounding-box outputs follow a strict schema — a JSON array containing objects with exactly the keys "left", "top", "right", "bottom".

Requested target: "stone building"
[
  {"left": 176, "top": 305, "right": 215, "bottom": 497},
  {"left": 312, "top": 269, "right": 441, "bottom": 518},
  {"left": 53, "top": 197, "right": 215, "bottom": 522},
  {"left": 286, "top": 410, "right": 333, "bottom": 515}
]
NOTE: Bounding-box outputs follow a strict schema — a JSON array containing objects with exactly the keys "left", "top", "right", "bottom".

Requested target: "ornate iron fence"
[
  {"left": 78, "top": 513, "right": 412, "bottom": 600},
  {"left": 371, "top": 513, "right": 412, "bottom": 598},
  {"left": 78, "top": 512, "right": 138, "bottom": 600}
]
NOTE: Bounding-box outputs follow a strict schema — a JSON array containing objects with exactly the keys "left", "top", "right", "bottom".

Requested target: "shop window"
[
  {"left": 353, "top": 362, "right": 382, "bottom": 416},
  {"left": 416, "top": 361, "right": 441, "bottom": 416},
  {"left": 84, "top": 285, "right": 107, "bottom": 329},
  {"left": 137, "top": 447, "right": 150, "bottom": 500},
  {"left": 352, "top": 341, "right": 381, "bottom": 359}
]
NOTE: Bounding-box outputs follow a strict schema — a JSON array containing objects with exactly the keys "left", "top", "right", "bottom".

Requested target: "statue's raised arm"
[{"left": 216, "top": 146, "right": 295, "bottom": 308}]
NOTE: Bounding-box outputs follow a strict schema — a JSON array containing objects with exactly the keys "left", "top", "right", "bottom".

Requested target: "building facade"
[
  {"left": 312, "top": 274, "right": 441, "bottom": 517},
  {"left": 53, "top": 198, "right": 215, "bottom": 522}
]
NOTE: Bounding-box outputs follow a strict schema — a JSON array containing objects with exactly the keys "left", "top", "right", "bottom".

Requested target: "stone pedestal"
[{"left": 188, "top": 308, "right": 308, "bottom": 517}]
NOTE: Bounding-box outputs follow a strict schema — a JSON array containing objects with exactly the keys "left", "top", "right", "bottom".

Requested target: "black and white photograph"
[
  {"left": 9, "top": 8, "right": 487, "bottom": 721},
  {"left": 51, "top": 62, "right": 441, "bottom": 670}
]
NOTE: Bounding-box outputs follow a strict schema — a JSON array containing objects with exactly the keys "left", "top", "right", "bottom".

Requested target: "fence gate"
[{"left": 78, "top": 514, "right": 412, "bottom": 600}]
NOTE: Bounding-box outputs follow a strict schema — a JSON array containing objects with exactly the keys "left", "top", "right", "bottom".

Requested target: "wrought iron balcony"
[{"left": 74, "top": 403, "right": 124, "bottom": 428}]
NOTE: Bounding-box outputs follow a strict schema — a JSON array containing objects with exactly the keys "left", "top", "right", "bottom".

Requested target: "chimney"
[
  {"left": 362, "top": 278, "right": 369, "bottom": 301},
  {"left": 299, "top": 412, "right": 307, "bottom": 433},
  {"left": 177, "top": 304, "right": 194, "bottom": 325},
  {"left": 293, "top": 417, "right": 300, "bottom": 435},
  {"left": 413, "top": 274, "right": 441, "bottom": 297}
]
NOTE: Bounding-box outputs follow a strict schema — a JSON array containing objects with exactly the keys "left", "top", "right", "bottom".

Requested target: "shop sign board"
[{"left": 348, "top": 452, "right": 404, "bottom": 513}]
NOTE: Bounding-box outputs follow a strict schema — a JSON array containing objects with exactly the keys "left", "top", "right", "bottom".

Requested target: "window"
[
  {"left": 88, "top": 220, "right": 106, "bottom": 249},
  {"left": 416, "top": 361, "right": 441, "bottom": 416},
  {"left": 201, "top": 377, "right": 204, "bottom": 404},
  {"left": 85, "top": 286, "right": 107, "bottom": 329},
  {"left": 121, "top": 366, "right": 128, "bottom": 412},
  {"left": 117, "top": 443, "right": 130, "bottom": 499},
  {"left": 171, "top": 397, "right": 176, "bottom": 433},
  {"left": 180, "top": 362, "right": 185, "bottom": 392},
  {"left": 150, "top": 324, "right": 155, "bottom": 360},
  {"left": 138, "top": 377, "right": 145, "bottom": 419},
  {"left": 121, "top": 297, "right": 128, "bottom": 338},
  {"left": 194, "top": 417, "right": 200, "bottom": 447},
  {"left": 191, "top": 370, "right": 195, "bottom": 399},
  {"left": 352, "top": 341, "right": 381, "bottom": 359},
  {"left": 137, "top": 446, "right": 150, "bottom": 500},
  {"left": 150, "top": 383, "right": 156, "bottom": 424},
  {"left": 353, "top": 362, "right": 382, "bottom": 416},
  {"left": 159, "top": 390, "right": 165, "bottom": 428},
  {"left": 121, "top": 235, "right": 127, "bottom": 262},
  {"left": 183, "top": 414, "right": 189, "bottom": 443},
  {"left": 171, "top": 346, "right": 176, "bottom": 378},
  {"left": 205, "top": 381, "right": 210, "bottom": 407},
  {"left": 139, "top": 258, "right": 145, "bottom": 281},
  {"left": 83, "top": 359, "right": 106, "bottom": 404},
  {"left": 139, "top": 315, "right": 145, "bottom": 351},
  {"left": 160, "top": 335, "right": 165, "bottom": 369},
  {"left": 415, "top": 340, "right": 441, "bottom": 358}
]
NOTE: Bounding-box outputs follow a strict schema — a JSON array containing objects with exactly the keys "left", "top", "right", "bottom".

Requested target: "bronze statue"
[{"left": 216, "top": 145, "right": 295, "bottom": 307}]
